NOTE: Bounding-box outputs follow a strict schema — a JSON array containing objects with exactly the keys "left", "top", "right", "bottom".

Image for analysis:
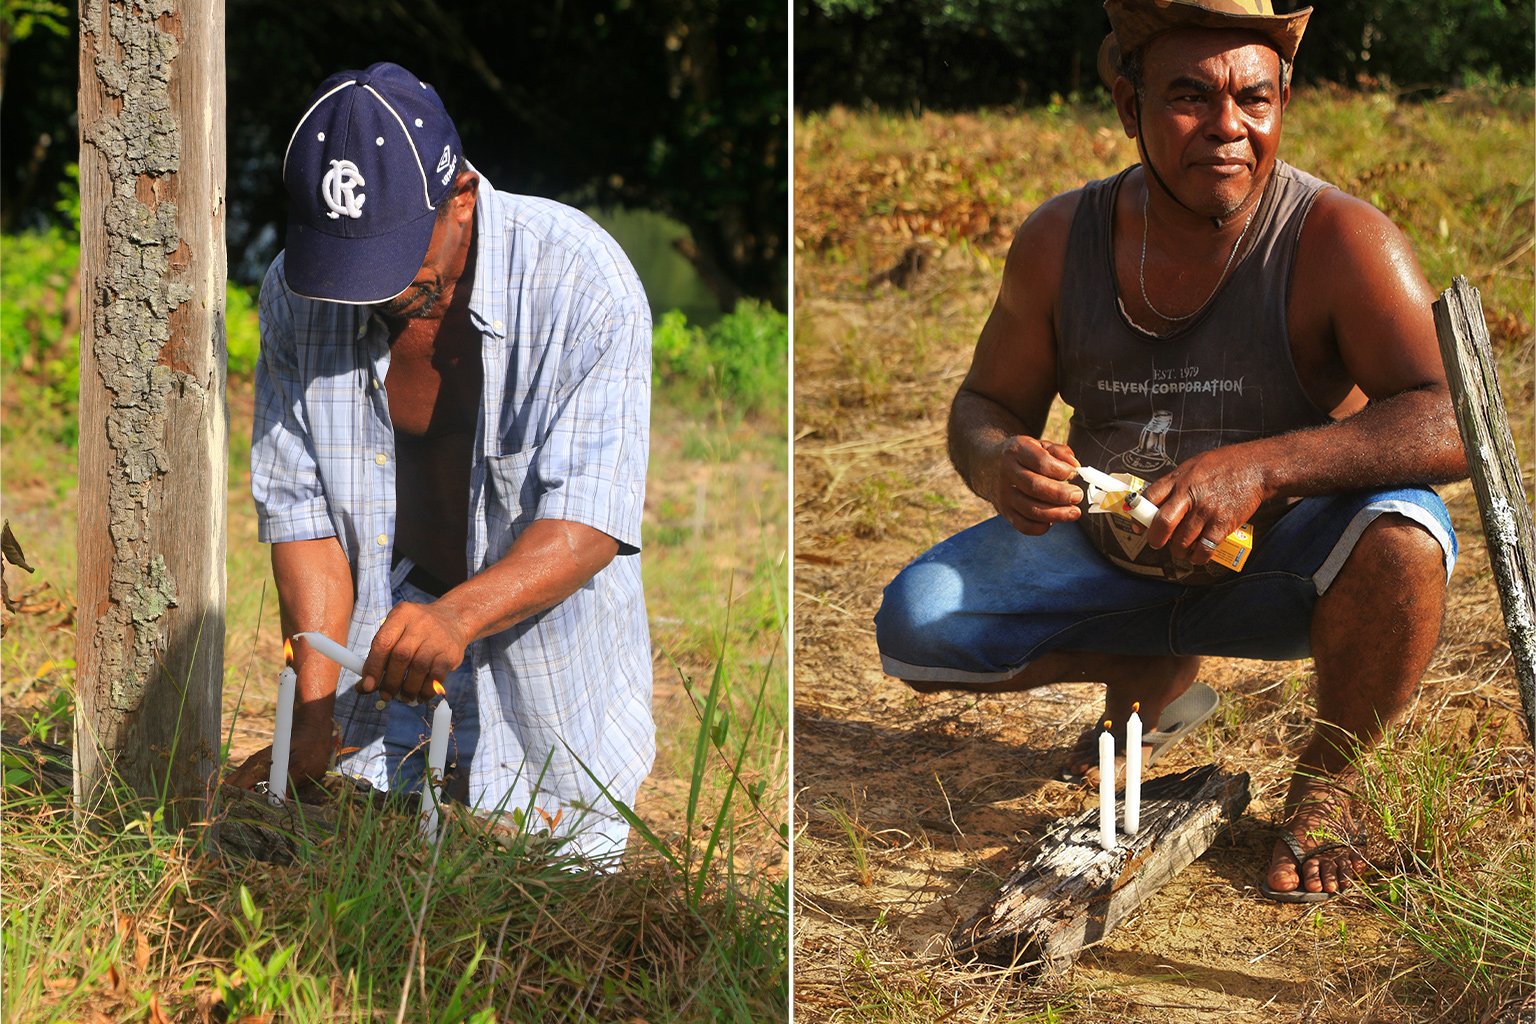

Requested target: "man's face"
[
  {"left": 1119, "top": 28, "right": 1289, "bottom": 221},
  {"left": 377, "top": 178, "right": 477, "bottom": 320}
]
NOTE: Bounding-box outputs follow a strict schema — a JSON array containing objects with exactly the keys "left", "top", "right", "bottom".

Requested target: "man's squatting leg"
[{"left": 1268, "top": 512, "right": 1447, "bottom": 897}]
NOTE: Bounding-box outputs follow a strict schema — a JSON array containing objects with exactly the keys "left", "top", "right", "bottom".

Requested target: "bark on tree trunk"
[{"left": 74, "top": 0, "right": 227, "bottom": 821}]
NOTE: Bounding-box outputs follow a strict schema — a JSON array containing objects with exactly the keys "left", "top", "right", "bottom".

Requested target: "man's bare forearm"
[
  {"left": 1236, "top": 385, "right": 1466, "bottom": 501},
  {"left": 272, "top": 537, "right": 354, "bottom": 729},
  {"left": 358, "top": 518, "right": 619, "bottom": 700},
  {"left": 948, "top": 387, "right": 1046, "bottom": 501},
  {"left": 436, "top": 519, "right": 618, "bottom": 642}
]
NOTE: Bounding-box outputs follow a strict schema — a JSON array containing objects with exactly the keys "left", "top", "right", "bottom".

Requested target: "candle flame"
[
  {"left": 1131, "top": 701, "right": 1141, "bottom": 713},
  {"left": 432, "top": 680, "right": 446, "bottom": 697},
  {"left": 1103, "top": 719, "right": 1112, "bottom": 730},
  {"left": 283, "top": 638, "right": 294, "bottom": 665}
]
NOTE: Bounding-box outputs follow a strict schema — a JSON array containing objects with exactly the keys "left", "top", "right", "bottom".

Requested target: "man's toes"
[{"left": 1266, "top": 842, "right": 1302, "bottom": 892}]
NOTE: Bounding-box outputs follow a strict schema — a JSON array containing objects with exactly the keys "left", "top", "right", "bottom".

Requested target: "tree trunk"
[{"left": 75, "top": 0, "right": 227, "bottom": 821}]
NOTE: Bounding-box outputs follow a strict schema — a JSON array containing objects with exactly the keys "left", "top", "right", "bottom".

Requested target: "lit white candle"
[
  {"left": 421, "top": 681, "right": 452, "bottom": 843},
  {"left": 1098, "top": 719, "right": 1115, "bottom": 851},
  {"left": 1125, "top": 702, "right": 1143, "bottom": 836},
  {"left": 267, "top": 639, "right": 296, "bottom": 807},
  {"left": 294, "top": 631, "right": 366, "bottom": 676}
]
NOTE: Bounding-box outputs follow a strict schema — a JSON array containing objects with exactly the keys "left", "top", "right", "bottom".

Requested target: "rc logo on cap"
[{"left": 322, "top": 159, "right": 367, "bottom": 220}]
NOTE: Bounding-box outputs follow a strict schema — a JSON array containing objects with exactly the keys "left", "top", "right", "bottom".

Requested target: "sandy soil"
[{"left": 790, "top": 250, "right": 1533, "bottom": 1023}]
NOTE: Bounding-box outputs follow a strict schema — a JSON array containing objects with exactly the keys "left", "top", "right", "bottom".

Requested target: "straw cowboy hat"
[{"left": 1097, "top": 0, "right": 1313, "bottom": 88}]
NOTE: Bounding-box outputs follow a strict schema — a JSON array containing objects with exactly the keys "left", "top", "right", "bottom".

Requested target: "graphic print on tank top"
[
  {"left": 1073, "top": 352, "right": 1271, "bottom": 574},
  {"left": 1055, "top": 161, "right": 1335, "bottom": 581}
]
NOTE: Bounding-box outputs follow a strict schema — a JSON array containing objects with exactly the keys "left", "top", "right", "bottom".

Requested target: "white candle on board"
[
  {"left": 421, "top": 681, "right": 452, "bottom": 843},
  {"left": 1125, "top": 703, "right": 1143, "bottom": 836},
  {"left": 267, "top": 639, "right": 296, "bottom": 807},
  {"left": 294, "top": 631, "right": 366, "bottom": 676},
  {"left": 1098, "top": 719, "right": 1116, "bottom": 851}
]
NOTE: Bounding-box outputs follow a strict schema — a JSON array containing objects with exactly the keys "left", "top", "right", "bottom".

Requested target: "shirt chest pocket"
[{"left": 484, "top": 446, "right": 541, "bottom": 562}]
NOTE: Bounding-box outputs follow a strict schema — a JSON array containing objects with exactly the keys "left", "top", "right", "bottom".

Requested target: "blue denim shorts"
[{"left": 875, "top": 487, "right": 1456, "bottom": 684}]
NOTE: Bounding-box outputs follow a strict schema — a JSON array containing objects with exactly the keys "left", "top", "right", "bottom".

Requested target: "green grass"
[
  {"left": 1, "top": 282, "right": 788, "bottom": 1020},
  {"left": 1351, "top": 725, "right": 1535, "bottom": 1012}
]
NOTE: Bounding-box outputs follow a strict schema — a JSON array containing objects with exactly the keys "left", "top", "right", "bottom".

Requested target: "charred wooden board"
[{"left": 952, "top": 764, "right": 1250, "bottom": 972}]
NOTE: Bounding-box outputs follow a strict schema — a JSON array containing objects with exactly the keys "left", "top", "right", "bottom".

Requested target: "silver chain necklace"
[{"left": 1139, "top": 188, "right": 1257, "bottom": 323}]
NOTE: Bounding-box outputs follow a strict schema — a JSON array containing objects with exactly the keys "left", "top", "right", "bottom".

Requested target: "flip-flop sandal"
[
  {"left": 1056, "top": 682, "right": 1220, "bottom": 781},
  {"left": 1260, "top": 829, "right": 1362, "bottom": 903},
  {"left": 1144, "top": 681, "right": 1220, "bottom": 768}
]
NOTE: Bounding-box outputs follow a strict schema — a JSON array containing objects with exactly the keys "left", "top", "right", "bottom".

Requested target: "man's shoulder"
[
  {"left": 478, "top": 187, "right": 646, "bottom": 310},
  {"left": 482, "top": 189, "right": 632, "bottom": 268},
  {"left": 1288, "top": 168, "right": 1412, "bottom": 260}
]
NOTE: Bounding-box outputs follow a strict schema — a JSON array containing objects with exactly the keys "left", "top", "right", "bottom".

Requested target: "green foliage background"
[
  {"left": 2, "top": 0, "right": 787, "bottom": 309},
  {"left": 796, "top": 0, "right": 1534, "bottom": 110}
]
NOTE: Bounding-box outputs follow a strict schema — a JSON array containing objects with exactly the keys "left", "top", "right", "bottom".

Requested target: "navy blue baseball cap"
[{"left": 281, "top": 62, "right": 463, "bottom": 304}]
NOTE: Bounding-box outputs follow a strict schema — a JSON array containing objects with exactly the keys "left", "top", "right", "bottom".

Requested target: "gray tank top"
[{"left": 1058, "top": 160, "right": 1333, "bottom": 581}]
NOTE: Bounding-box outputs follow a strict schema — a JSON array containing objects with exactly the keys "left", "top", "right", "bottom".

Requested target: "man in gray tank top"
[{"left": 876, "top": 0, "right": 1465, "bottom": 902}]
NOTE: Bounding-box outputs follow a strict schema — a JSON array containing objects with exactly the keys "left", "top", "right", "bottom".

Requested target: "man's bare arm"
[
  {"left": 949, "top": 192, "right": 1087, "bottom": 535},
  {"left": 226, "top": 536, "right": 354, "bottom": 789},
  {"left": 1141, "top": 190, "right": 1467, "bottom": 560},
  {"left": 358, "top": 519, "right": 619, "bottom": 702}
]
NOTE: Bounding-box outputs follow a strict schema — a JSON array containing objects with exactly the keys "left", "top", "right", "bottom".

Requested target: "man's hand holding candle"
[
  {"left": 966, "top": 429, "right": 1085, "bottom": 538},
  {"left": 358, "top": 598, "right": 471, "bottom": 704}
]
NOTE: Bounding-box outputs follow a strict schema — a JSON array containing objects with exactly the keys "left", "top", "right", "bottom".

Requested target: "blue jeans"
[
  {"left": 379, "top": 565, "right": 481, "bottom": 797},
  {"left": 875, "top": 487, "right": 1456, "bottom": 683}
]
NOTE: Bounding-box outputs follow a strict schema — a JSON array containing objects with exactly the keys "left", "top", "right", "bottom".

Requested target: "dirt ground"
[{"left": 790, "top": 244, "right": 1534, "bottom": 1023}]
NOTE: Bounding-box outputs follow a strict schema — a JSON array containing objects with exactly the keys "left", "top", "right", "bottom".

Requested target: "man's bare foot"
[
  {"left": 1264, "top": 776, "right": 1367, "bottom": 900},
  {"left": 1059, "top": 728, "right": 1154, "bottom": 781}
]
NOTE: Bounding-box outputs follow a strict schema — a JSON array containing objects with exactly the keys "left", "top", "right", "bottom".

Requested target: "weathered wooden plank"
[
  {"left": 1433, "top": 277, "right": 1536, "bottom": 743},
  {"left": 952, "top": 764, "right": 1250, "bottom": 972}
]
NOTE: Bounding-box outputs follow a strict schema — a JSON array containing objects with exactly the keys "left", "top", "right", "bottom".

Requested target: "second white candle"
[
  {"left": 421, "top": 684, "right": 452, "bottom": 843},
  {"left": 1125, "top": 703, "right": 1143, "bottom": 836}
]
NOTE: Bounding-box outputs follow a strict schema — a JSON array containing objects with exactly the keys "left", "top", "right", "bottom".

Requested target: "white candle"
[
  {"left": 421, "top": 682, "right": 452, "bottom": 843},
  {"left": 1098, "top": 719, "right": 1116, "bottom": 851},
  {"left": 294, "top": 631, "right": 366, "bottom": 676},
  {"left": 1077, "top": 465, "right": 1159, "bottom": 527},
  {"left": 267, "top": 640, "right": 296, "bottom": 807},
  {"left": 1077, "top": 464, "right": 1127, "bottom": 493},
  {"left": 1125, "top": 703, "right": 1143, "bottom": 836}
]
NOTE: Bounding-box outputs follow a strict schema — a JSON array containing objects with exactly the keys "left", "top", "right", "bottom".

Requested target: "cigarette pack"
[{"left": 1206, "top": 523, "right": 1253, "bottom": 571}]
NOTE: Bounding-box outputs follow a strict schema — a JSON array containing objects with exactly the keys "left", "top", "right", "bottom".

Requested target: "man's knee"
[
  {"left": 1339, "top": 512, "right": 1448, "bottom": 587},
  {"left": 1316, "top": 512, "right": 1449, "bottom": 647},
  {"left": 874, "top": 567, "right": 941, "bottom": 671}
]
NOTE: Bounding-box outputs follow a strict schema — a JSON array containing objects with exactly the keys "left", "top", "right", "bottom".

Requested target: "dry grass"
[{"left": 793, "top": 88, "right": 1534, "bottom": 1024}]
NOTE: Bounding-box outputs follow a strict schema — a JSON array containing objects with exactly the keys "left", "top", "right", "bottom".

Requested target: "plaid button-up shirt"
[{"left": 252, "top": 174, "right": 654, "bottom": 854}]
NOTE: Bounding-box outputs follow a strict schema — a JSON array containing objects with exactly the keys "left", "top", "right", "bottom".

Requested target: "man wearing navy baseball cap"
[{"left": 233, "top": 62, "right": 655, "bottom": 861}]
